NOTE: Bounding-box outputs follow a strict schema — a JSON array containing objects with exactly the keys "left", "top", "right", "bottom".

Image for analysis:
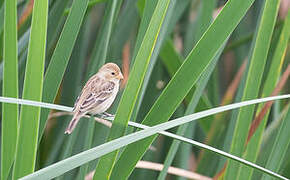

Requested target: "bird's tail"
[{"left": 65, "top": 114, "right": 81, "bottom": 134}]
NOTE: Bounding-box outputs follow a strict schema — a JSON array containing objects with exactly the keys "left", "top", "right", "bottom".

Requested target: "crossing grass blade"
[
  {"left": 93, "top": 0, "right": 171, "bottom": 179},
  {"left": 1, "top": 0, "right": 18, "bottom": 179},
  {"left": 18, "top": 95, "right": 290, "bottom": 180},
  {"left": 38, "top": 0, "right": 89, "bottom": 139},
  {"left": 239, "top": 8, "right": 290, "bottom": 179},
  {"left": 225, "top": 0, "right": 281, "bottom": 178},
  {"left": 12, "top": 0, "right": 48, "bottom": 178},
  {"left": 110, "top": 0, "right": 256, "bottom": 178}
]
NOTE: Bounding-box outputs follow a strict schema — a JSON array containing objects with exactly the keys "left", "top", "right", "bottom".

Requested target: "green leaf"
[
  {"left": 159, "top": 39, "right": 182, "bottom": 76},
  {"left": 46, "top": 0, "right": 70, "bottom": 55},
  {"left": 239, "top": 8, "right": 290, "bottom": 179},
  {"left": 158, "top": 42, "right": 224, "bottom": 180},
  {"left": 19, "top": 95, "right": 290, "bottom": 180},
  {"left": 87, "top": 0, "right": 123, "bottom": 78},
  {"left": 77, "top": 117, "right": 95, "bottom": 179},
  {"left": 131, "top": 0, "right": 190, "bottom": 127},
  {"left": 225, "top": 0, "right": 281, "bottom": 178},
  {"left": 55, "top": 16, "right": 92, "bottom": 179},
  {"left": 12, "top": 0, "right": 48, "bottom": 178},
  {"left": 1, "top": 0, "right": 18, "bottom": 178},
  {"left": 0, "top": 6, "right": 4, "bottom": 59},
  {"left": 93, "top": 0, "right": 171, "bottom": 178},
  {"left": 111, "top": 0, "right": 256, "bottom": 178},
  {"left": 261, "top": 105, "right": 290, "bottom": 180},
  {"left": 38, "top": 0, "right": 89, "bottom": 140}
]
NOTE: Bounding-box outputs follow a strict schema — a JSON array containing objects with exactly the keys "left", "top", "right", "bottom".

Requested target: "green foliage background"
[{"left": 0, "top": 0, "right": 289, "bottom": 179}]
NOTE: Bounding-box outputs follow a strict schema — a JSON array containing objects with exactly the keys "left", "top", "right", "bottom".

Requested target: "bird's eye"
[{"left": 111, "top": 72, "right": 115, "bottom": 75}]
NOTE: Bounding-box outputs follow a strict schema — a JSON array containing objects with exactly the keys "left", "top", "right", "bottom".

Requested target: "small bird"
[{"left": 65, "top": 63, "right": 123, "bottom": 134}]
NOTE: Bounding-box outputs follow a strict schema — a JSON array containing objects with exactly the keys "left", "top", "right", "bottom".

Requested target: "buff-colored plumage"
[{"left": 65, "top": 63, "right": 123, "bottom": 134}]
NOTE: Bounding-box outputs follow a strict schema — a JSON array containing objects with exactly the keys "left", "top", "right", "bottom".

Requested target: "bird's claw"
[{"left": 99, "top": 112, "right": 114, "bottom": 118}]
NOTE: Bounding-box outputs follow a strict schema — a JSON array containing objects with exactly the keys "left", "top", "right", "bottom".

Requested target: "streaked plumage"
[{"left": 65, "top": 63, "right": 123, "bottom": 134}]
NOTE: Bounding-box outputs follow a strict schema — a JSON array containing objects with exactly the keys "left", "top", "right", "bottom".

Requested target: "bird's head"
[{"left": 99, "top": 63, "right": 124, "bottom": 82}]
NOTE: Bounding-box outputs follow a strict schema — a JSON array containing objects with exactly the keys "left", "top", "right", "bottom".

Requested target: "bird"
[{"left": 65, "top": 63, "right": 124, "bottom": 134}]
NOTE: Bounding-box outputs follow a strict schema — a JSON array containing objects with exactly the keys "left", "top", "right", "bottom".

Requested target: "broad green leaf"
[
  {"left": 38, "top": 0, "right": 89, "bottom": 140},
  {"left": 111, "top": 0, "right": 256, "bottom": 178},
  {"left": 1, "top": 0, "right": 18, "bottom": 179},
  {"left": 12, "top": 0, "right": 48, "bottom": 178},
  {"left": 19, "top": 95, "right": 290, "bottom": 180},
  {"left": 93, "top": 0, "right": 171, "bottom": 178},
  {"left": 225, "top": 0, "right": 281, "bottom": 178},
  {"left": 239, "top": 8, "right": 290, "bottom": 179}
]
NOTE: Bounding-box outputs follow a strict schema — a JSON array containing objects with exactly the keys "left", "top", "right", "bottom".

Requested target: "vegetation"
[{"left": 0, "top": 0, "right": 289, "bottom": 179}]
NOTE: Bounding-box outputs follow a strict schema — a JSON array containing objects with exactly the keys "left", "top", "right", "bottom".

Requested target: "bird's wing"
[{"left": 74, "top": 77, "right": 115, "bottom": 114}]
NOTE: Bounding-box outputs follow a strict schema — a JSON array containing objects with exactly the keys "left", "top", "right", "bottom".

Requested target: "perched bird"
[{"left": 65, "top": 63, "right": 123, "bottom": 134}]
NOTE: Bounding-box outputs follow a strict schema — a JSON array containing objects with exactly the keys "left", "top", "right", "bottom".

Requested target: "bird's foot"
[{"left": 99, "top": 112, "right": 114, "bottom": 118}]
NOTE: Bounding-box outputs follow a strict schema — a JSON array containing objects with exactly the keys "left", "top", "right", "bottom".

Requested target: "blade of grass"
[
  {"left": 194, "top": 0, "right": 216, "bottom": 42},
  {"left": 183, "top": 0, "right": 200, "bottom": 56},
  {"left": 53, "top": 19, "right": 88, "bottom": 179},
  {"left": 87, "top": 0, "right": 123, "bottom": 78},
  {"left": 111, "top": 0, "right": 257, "bottom": 178},
  {"left": 225, "top": 0, "right": 281, "bottom": 178},
  {"left": 216, "top": 57, "right": 250, "bottom": 172},
  {"left": 19, "top": 95, "right": 290, "bottom": 180},
  {"left": 173, "top": 2, "right": 216, "bottom": 177},
  {"left": 0, "top": 96, "right": 73, "bottom": 112},
  {"left": 1, "top": 0, "right": 18, "bottom": 178},
  {"left": 0, "top": 29, "right": 29, "bottom": 83},
  {"left": 38, "top": 0, "right": 89, "bottom": 140},
  {"left": 130, "top": 0, "right": 180, "bottom": 125},
  {"left": 12, "top": 0, "right": 48, "bottom": 178},
  {"left": 157, "top": 43, "right": 224, "bottom": 180},
  {"left": 197, "top": 60, "right": 247, "bottom": 176},
  {"left": 261, "top": 105, "right": 290, "bottom": 180},
  {"left": 0, "top": 6, "right": 4, "bottom": 59},
  {"left": 64, "top": 0, "right": 107, "bottom": 15},
  {"left": 46, "top": 0, "right": 70, "bottom": 57},
  {"left": 159, "top": 40, "right": 213, "bottom": 131},
  {"left": 77, "top": 117, "right": 95, "bottom": 179},
  {"left": 133, "top": 0, "right": 157, "bottom": 63},
  {"left": 252, "top": 104, "right": 289, "bottom": 180},
  {"left": 93, "top": 0, "right": 171, "bottom": 179},
  {"left": 108, "top": 0, "right": 138, "bottom": 60},
  {"left": 159, "top": 39, "right": 182, "bottom": 76},
  {"left": 130, "top": 1, "right": 191, "bottom": 138},
  {"left": 130, "top": 1, "right": 191, "bottom": 141},
  {"left": 240, "top": 10, "right": 290, "bottom": 179}
]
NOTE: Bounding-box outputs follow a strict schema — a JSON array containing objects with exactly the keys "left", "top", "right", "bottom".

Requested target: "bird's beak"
[{"left": 118, "top": 73, "right": 124, "bottom": 80}]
